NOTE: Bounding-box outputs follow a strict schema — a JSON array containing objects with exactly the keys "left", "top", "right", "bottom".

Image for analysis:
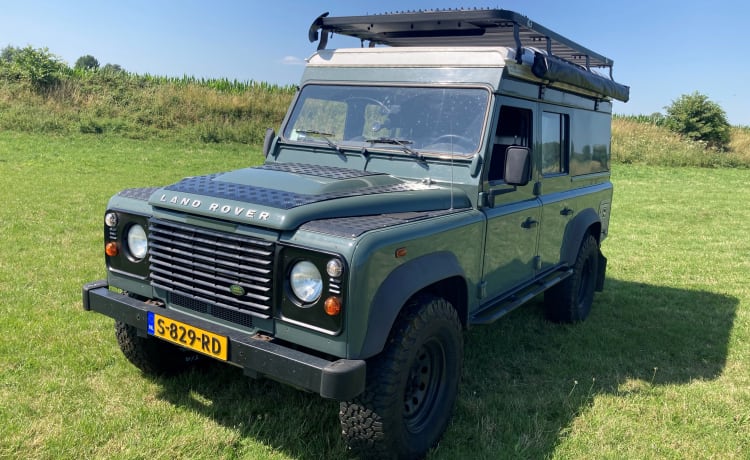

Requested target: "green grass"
[{"left": 1, "top": 131, "right": 749, "bottom": 459}]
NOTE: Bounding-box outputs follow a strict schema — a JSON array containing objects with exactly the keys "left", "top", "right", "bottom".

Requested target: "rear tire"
[
  {"left": 339, "top": 294, "right": 463, "bottom": 459},
  {"left": 115, "top": 321, "right": 198, "bottom": 376},
  {"left": 545, "top": 234, "right": 599, "bottom": 323}
]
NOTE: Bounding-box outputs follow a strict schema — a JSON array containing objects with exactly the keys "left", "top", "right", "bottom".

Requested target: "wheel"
[
  {"left": 339, "top": 295, "right": 463, "bottom": 459},
  {"left": 545, "top": 234, "right": 599, "bottom": 323},
  {"left": 115, "top": 321, "right": 199, "bottom": 376}
]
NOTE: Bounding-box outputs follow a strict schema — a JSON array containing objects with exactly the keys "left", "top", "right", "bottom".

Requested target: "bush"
[
  {"left": 0, "top": 45, "right": 69, "bottom": 89},
  {"left": 101, "top": 63, "right": 125, "bottom": 73},
  {"left": 663, "top": 92, "right": 731, "bottom": 150},
  {"left": 74, "top": 55, "right": 100, "bottom": 71},
  {"left": 1, "top": 45, "right": 19, "bottom": 63}
]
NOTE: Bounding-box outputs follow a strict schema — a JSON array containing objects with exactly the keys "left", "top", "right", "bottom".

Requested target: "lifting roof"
[
  {"left": 309, "top": 9, "right": 613, "bottom": 69},
  {"left": 308, "top": 9, "right": 629, "bottom": 102}
]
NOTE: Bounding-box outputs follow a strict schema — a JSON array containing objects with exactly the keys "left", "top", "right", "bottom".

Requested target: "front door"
[{"left": 481, "top": 103, "right": 540, "bottom": 302}]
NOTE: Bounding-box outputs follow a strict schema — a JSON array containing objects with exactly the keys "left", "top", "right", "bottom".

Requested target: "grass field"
[{"left": 1, "top": 131, "right": 748, "bottom": 459}]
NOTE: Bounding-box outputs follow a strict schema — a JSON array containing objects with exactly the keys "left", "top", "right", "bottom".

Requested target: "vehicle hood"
[{"left": 148, "top": 162, "right": 470, "bottom": 231}]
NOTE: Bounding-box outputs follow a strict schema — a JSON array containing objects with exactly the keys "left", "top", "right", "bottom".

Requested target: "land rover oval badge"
[{"left": 229, "top": 284, "right": 246, "bottom": 297}]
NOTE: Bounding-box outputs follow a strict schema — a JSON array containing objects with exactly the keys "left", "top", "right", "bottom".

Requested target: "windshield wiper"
[
  {"left": 366, "top": 137, "right": 422, "bottom": 159},
  {"left": 295, "top": 129, "right": 341, "bottom": 152}
]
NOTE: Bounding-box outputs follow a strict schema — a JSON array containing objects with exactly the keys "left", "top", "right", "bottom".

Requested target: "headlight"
[
  {"left": 290, "top": 261, "right": 323, "bottom": 303},
  {"left": 126, "top": 224, "right": 148, "bottom": 260}
]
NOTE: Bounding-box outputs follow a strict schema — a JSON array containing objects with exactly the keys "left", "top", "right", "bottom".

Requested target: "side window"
[
  {"left": 488, "top": 106, "right": 532, "bottom": 182},
  {"left": 541, "top": 112, "right": 569, "bottom": 175}
]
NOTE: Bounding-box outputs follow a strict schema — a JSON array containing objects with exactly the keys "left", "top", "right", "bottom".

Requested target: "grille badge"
[{"left": 229, "top": 284, "right": 246, "bottom": 297}]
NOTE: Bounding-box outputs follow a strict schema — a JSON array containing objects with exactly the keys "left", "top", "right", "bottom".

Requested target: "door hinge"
[
  {"left": 477, "top": 281, "right": 487, "bottom": 299},
  {"left": 533, "top": 181, "right": 542, "bottom": 196}
]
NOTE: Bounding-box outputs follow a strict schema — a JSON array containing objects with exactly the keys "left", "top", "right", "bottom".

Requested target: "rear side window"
[
  {"left": 541, "top": 112, "right": 569, "bottom": 175},
  {"left": 569, "top": 111, "right": 611, "bottom": 176}
]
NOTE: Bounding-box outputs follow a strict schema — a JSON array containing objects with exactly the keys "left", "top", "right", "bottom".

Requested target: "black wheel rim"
[{"left": 403, "top": 338, "right": 445, "bottom": 432}]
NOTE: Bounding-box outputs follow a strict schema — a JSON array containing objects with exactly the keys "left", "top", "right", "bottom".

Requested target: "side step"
[{"left": 470, "top": 268, "right": 573, "bottom": 325}]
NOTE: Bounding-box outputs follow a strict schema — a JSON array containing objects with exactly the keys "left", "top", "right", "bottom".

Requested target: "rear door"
[{"left": 537, "top": 106, "right": 574, "bottom": 271}]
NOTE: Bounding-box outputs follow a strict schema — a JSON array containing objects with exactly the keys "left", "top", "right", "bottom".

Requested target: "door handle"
[
  {"left": 561, "top": 207, "right": 574, "bottom": 216},
  {"left": 522, "top": 217, "right": 539, "bottom": 229}
]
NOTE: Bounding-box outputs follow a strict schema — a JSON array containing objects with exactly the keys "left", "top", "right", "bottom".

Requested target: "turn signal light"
[
  {"left": 324, "top": 296, "right": 342, "bottom": 316},
  {"left": 105, "top": 242, "right": 119, "bottom": 257}
]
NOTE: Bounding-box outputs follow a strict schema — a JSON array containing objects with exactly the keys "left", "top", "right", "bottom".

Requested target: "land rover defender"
[{"left": 82, "top": 9, "right": 629, "bottom": 458}]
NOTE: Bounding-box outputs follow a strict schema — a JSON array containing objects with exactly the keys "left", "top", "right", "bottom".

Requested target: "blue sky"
[{"left": 2, "top": 0, "right": 749, "bottom": 125}]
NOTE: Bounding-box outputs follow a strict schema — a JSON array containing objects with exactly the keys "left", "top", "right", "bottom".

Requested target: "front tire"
[
  {"left": 115, "top": 321, "right": 198, "bottom": 376},
  {"left": 545, "top": 234, "right": 599, "bottom": 323},
  {"left": 339, "top": 295, "right": 463, "bottom": 459}
]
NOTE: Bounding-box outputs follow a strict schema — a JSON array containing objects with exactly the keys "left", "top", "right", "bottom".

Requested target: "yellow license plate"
[{"left": 147, "top": 312, "right": 228, "bottom": 361}]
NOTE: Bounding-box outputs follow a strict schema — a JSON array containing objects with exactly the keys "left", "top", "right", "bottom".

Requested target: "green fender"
[
  {"left": 560, "top": 208, "right": 601, "bottom": 266},
  {"left": 355, "top": 251, "right": 466, "bottom": 359}
]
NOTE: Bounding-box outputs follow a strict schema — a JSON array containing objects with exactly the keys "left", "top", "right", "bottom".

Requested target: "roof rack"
[{"left": 309, "top": 9, "right": 629, "bottom": 102}]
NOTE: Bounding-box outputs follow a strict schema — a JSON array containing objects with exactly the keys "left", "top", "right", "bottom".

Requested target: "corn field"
[
  {"left": 612, "top": 113, "right": 665, "bottom": 126},
  {"left": 1, "top": 50, "right": 297, "bottom": 144},
  {"left": 137, "top": 73, "right": 296, "bottom": 94}
]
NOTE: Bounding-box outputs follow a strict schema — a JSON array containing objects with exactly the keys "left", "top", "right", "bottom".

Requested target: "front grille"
[
  {"left": 148, "top": 218, "right": 274, "bottom": 324},
  {"left": 171, "top": 293, "right": 255, "bottom": 328}
]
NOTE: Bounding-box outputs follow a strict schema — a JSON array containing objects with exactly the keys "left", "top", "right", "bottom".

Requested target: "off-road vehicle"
[{"left": 83, "top": 9, "right": 629, "bottom": 458}]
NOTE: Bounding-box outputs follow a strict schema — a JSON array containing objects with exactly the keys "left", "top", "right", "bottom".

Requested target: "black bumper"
[{"left": 82, "top": 280, "right": 366, "bottom": 401}]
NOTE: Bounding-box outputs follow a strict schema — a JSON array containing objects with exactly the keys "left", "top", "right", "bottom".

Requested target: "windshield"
[{"left": 282, "top": 84, "right": 490, "bottom": 156}]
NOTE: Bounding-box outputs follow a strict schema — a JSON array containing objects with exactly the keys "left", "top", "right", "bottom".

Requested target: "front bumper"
[{"left": 82, "top": 280, "right": 365, "bottom": 401}]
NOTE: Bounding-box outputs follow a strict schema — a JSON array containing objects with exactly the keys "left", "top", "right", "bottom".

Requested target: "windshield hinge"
[{"left": 478, "top": 192, "right": 489, "bottom": 209}]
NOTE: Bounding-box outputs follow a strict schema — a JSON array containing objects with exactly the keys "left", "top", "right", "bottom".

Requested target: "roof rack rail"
[{"left": 309, "top": 9, "right": 629, "bottom": 102}]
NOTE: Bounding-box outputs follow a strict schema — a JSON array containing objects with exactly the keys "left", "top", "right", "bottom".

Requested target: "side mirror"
[
  {"left": 504, "top": 146, "right": 531, "bottom": 186},
  {"left": 263, "top": 128, "right": 276, "bottom": 158}
]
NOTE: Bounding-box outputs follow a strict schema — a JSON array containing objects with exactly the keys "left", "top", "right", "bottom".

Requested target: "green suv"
[{"left": 83, "top": 9, "right": 628, "bottom": 459}]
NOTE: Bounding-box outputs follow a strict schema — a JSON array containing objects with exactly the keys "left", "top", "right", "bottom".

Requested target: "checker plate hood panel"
[{"left": 148, "top": 163, "right": 470, "bottom": 231}]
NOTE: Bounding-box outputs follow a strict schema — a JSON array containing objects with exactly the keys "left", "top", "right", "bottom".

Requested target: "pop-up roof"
[
  {"left": 308, "top": 9, "right": 629, "bottom": 102},
  {"left": 310, "top": 10, "right": 610, "bottom": 68}
]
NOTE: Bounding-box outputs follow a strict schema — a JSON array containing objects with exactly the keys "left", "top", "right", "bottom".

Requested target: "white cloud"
[{"left": 280, "top": 56, "right": 305, "bottom": 66}]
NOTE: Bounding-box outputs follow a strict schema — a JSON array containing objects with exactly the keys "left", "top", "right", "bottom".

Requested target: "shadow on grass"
[
  {"left": 153, "top": 361, "right": 348, "bottom": 459},
  {"left": 152, "top": 278, "right": 737, "bottom": 459}
]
